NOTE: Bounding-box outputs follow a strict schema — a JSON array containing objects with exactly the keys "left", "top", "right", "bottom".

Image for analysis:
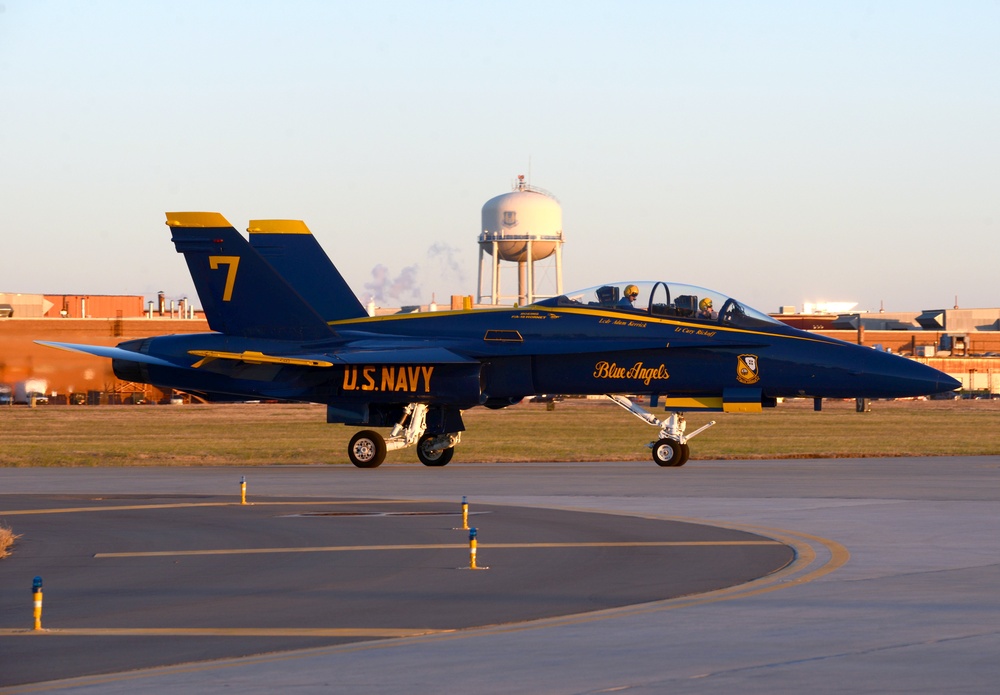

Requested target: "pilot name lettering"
[
  {"left": 342, "top": 365, "right": 434, "bottom": 393},
  {"left": 674, "top": 326, "right": 716, "bottom": 336},
  {"left": 593, "top": 360, "right": 670, "bottom": 386},
  {"left": 599, "top": 319, "right": 647, "bottom": 328}
]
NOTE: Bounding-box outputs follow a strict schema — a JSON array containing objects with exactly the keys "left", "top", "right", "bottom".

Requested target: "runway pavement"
[{"left": 1, "top": 456, "right": 999, "bottom": 694}]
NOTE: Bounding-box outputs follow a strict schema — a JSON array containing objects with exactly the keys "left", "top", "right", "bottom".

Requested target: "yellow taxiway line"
[
  {"left": 93, "top": 540, "right": 782, "bottom": 559},
  {"left": 0, "top": 627, "right": 447, "bottom": 637},
  {"left": 0, "top": 499, "right": 431, "bottom": 516}
]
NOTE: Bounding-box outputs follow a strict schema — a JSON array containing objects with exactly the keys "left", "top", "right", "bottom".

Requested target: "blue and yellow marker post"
[
  {"left": 32, "top": 576, "right": 43, "bottom": 631},
  {"left": 453, "top": 495, "right": 471, "bottom": 531},
  {"left": 468, "top": 528, "right": 488, "bottom": 570},
  {"left": 240, "top": 475, "right": 247, "bottom": 505}
]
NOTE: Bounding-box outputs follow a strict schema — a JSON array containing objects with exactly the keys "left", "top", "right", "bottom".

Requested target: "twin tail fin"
[{"left": 166, "top": 212, "right": 334, "bottom": 341}]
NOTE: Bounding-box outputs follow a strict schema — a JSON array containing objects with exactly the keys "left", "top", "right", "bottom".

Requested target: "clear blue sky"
[{"left": 2, "top": 1, "right": 997, "bottom": 314}]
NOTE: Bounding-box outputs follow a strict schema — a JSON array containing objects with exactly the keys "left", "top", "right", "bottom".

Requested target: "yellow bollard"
[
  {"left": 32, "top": 576, "right": 43, "bottom": 631},
  {"left": 467, "top": 528, "right": 488, "bottom": 570},
  {"left": 461, "top": 495, "right": 469, "bottom": 530},
  {"left": 469, "top": 528, "right": 478, "bottom": 569},
  {"left": 240, "top": 475, "right": 247, "bottom": 505}
]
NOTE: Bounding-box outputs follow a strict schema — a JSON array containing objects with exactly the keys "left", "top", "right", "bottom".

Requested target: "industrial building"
[{"left": 0, "top": 294, "right": 208, "bottom": 404}]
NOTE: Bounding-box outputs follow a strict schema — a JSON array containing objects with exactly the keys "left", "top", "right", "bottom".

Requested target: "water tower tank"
[
  {"left": 480, "top": 182, "right": 562, "bottom": 262},
  {"left": 477, "top": 176, "right": 565, "bottom": 306}
]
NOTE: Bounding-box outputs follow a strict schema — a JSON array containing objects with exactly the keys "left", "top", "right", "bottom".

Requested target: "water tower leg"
[
  {"left": 555, "top": 241, "right": 564, "bottom": 296},
  {"left": 477, "top": 246, "right": 485, "bottom": 304},
  {"left": 492, "top": 242, "right": 500, "bottom": 305},
  {"left": 518, "top": 261, "right": 526, "bottom": 306},
  {"left": 526, "top": 238, "right": 534, "bottom": 305}
]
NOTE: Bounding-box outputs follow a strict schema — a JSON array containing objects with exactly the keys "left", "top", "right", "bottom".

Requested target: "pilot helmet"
[
  {"left": 624, "top": 284, "right": 639, "bottom": 298},
  {"left": 699, "top": 298, "right": 713, "bottom": 311}
]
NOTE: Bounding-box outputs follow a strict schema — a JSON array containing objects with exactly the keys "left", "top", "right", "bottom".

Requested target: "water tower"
[{"left": 477, "top": 175, "right": 564, "bottom": 305}]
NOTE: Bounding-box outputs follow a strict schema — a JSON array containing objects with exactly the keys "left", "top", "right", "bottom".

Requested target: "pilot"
[
  {"left": 698, "top": 297, "right": 717, "bottom": 319},
  {"left": 618, "top": 284, "right": 640, "bottom": 308}
]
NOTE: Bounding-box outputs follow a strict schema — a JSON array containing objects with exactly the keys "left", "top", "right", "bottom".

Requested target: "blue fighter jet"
[{"left": 39, "top": 212, "right": 960, "bottom": 468}]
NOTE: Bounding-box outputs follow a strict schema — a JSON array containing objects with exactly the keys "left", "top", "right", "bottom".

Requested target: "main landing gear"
[
  {"left": 606, "top": 394, "right": 716, "bottom": 467},
  {"left": 347, "top": 403, "right": 461, "bottom": 468}
]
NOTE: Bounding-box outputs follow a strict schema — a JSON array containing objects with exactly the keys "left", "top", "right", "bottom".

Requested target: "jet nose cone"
[
  {"left": 897, "top": 359, "right": 961, "bottom": 397},
  {"left": 941, "top": 373, "right": 962, "bottom": 393},
  {"left": 850, "top": 348, "right": 963, "bottom": 398}
]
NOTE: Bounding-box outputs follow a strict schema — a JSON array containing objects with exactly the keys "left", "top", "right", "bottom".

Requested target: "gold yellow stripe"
[
  {"left": 247, "top": 219, "right": 312, "bottom": 235},
  {"left": 326, "top": 304, "right": 827, "bottom": 343},
  {"left": 723, "top": 402, "right": 763, "bottom": 413},
  {"left": 0, "top": 627, "right": 447, "bottom": 637},
  {"left": 188, "top": 350, "right": 333, "bottom": 368},
  {"left": 95, "top": 540, "right": 781, "bottom": 559},
  {"left": 663, "top": 396, "right": 724, "bottom": 409},
  {"left": 0, "top": 500, "right": 432, "bottom": 516},
  {"left": 165, "top": 212, "right": 232, "bottom": 228}
]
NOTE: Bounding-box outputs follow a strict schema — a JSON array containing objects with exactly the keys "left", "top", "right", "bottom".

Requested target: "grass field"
[{"left": 2, "top": 398, "right": 998, "bottom": 466}]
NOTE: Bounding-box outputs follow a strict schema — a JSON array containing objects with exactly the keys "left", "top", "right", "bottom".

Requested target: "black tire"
[
  {"left": 348, "top": 430, "right": 386, "bottom": 468},
  {"left": 416, "top": 433, "right": 454, "bottom": 466},
  {"left": 652, "top": 438, "right": 683, "bottom": 467},
  {"left": 674, "top": 443, "right": 691, "bottom": 467}
]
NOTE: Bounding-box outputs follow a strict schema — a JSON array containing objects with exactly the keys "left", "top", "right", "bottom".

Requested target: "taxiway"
[{"left": 1, "top": 457, "right": 998, "bottom": 693}]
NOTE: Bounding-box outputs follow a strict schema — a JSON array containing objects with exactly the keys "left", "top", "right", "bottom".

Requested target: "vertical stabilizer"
[
  {"left": 166, "top": 212, "right": 333, "bottom": 340},
  {"left": 248, "top": 219, "right": 368, "bottom": 322}
]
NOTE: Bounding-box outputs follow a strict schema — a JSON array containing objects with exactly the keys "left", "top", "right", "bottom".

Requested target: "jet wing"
[
  {"left": 188, "top": 346, "right": 477, "bottom": 368},
  {"left": 188, "top": 350, "right": 335, "bottom": 368},
  {"left": 35, "top": 341, "right": 181, "bottom": 368}
]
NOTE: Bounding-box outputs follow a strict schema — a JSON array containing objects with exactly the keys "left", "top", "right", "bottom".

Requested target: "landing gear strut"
[
  {"left": 346, "top": 403, "right": 461, "bottom": 468},
  {"left": 606, "top": 394, "right": 716, "bottom": 467}
]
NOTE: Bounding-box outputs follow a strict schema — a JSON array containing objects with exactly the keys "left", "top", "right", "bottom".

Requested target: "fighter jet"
[{"left": 39, "top": 212, "right": 960, "bottom": 467}]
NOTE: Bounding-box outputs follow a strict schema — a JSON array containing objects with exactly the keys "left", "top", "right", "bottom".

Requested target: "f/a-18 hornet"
[{"left": 40, "top": 212, "right": 960, "bottom": 467}]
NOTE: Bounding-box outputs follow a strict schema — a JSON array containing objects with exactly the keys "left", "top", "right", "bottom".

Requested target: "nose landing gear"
[{"left": 606, "top": 394, "right": 716, "bottom": 467}]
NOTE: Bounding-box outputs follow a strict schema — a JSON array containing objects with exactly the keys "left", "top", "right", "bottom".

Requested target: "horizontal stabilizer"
[{"left": 35, "top": 341, "right": 179, "bottom": 368}]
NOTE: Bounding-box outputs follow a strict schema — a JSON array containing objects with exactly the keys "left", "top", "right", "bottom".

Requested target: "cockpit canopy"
[{"left": 534, "top": 281, "right": 781, "bottom": 329}]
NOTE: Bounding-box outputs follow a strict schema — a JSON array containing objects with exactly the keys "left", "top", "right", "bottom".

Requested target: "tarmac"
[{"left": 1, "top": 456, "right": 999, "bottom": 694}]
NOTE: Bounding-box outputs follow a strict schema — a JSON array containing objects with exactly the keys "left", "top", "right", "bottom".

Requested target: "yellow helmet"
[
  {"left": 699, "top": 298, "right": 713, "bottom": 311},
  {"left": 624, "top": 284, "right": 639, "bottom": 298}
]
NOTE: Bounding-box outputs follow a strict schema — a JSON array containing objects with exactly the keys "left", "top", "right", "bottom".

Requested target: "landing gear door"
[{"left": 648, "top": 282, "right": 671, "bottom": 317}]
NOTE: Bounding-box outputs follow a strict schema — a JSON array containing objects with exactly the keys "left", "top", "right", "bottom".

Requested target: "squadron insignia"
[{"left": 737, "top": 354, "right": 760, "bottom": 384}]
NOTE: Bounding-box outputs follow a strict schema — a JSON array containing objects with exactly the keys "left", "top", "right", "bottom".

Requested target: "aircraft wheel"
[
  {"left": 416, "top": 434, "right": 454, "bottom": 467},
  {"left": 674, "top": 443, "right": 691, "bottom": 467},
  {"left": 348, "top": 430, "right": 386, "bottom": 468},
  {"left": 652, "top": 438, "right": 684, "bottom": 467}
]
